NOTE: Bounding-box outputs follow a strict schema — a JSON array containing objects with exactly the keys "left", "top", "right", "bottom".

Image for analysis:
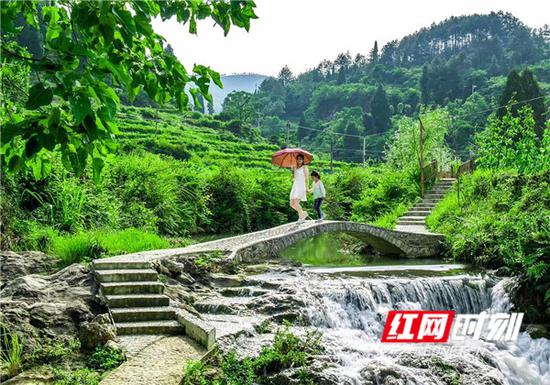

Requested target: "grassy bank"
[{"left": 427, "top": 170, "right": 550, "bottom": 323}]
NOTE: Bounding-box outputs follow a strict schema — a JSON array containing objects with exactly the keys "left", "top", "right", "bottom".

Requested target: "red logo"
[{"left": 381, "top": 310, "right": 455, "bottom": 343}]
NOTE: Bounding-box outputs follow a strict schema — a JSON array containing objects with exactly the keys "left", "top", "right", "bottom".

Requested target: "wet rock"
[
  {"left": 79, "top": 314, "right": 116, "bottom": 350},
  {"left": 0, "top": 251, "right": 57, "bottom": 287},
  {"left": 525, "top": 324, "right": 549, "bottom": 339},
  {"left": 163, "top": 277, "right": 196, "bottom": 305},
  {"left": 178, "top": 272, "right": 196, "bottom": 286},
  {"left": 2, "top": 367, "right": 54, "bottom": 385},
  {"left": 0, "top": 261, "right": 105, "bottom": 349},
  {"left": 209, "top": 273, "right": 247, "bottom": 287},
  {"left": 360, "top": 362, "right": 407, "bottom": 385},
  {"left": 104, "top": 339, "right": 122, "bottom": 352}
]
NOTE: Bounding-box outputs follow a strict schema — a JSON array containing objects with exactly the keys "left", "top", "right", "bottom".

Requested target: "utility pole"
[
  {"left": 418, "top": 117, "right": 425, "bottom": 197},
  {"left": 362, "top": 136, "right": 366, "bottom": 167}
]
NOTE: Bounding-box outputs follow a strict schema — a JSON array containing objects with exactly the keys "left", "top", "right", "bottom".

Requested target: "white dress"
[{"left": 290, "top": 166, "right": 307, "bottom": 202}]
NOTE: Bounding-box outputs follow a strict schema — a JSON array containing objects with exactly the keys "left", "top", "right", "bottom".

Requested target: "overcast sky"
[{"left": 152, "top": 0, "right": 550, "bottom": 77}]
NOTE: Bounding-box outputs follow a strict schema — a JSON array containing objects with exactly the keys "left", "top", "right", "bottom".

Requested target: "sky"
[{"left": 152, "top": 0, "right": 550, "bottom": 77}]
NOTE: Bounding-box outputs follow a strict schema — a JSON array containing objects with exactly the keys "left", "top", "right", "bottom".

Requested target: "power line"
[
  {"left": 295, "top": 124, "right": 387, "bottom": 139},
  {"left": 449, "top": 95, "right": 546, "bottom": 121}
]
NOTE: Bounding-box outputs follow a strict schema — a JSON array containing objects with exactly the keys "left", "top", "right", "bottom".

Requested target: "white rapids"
[{"left": 284, "top": 271, "right": 550, "bottom": 385}]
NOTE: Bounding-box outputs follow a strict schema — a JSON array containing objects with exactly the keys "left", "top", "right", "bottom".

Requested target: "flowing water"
[{"left": 196, "top": 235, "right": 550, "bottom": 384}]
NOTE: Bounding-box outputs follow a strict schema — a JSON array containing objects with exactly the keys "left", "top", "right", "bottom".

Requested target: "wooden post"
[{"left": 418, "top": 118, "right": 425, "bottom": 197}]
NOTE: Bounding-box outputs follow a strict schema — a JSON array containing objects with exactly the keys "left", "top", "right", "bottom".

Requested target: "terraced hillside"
[{"left": 116, "top": 106, "right": 342, "bottom": 171}]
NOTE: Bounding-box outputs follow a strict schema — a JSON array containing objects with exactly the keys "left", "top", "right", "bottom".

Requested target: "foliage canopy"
[{"left": 0, "top": 0, "right": 257, "bottom": 180}]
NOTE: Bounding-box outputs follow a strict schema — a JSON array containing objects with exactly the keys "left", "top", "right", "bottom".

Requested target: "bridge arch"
[{"left": 231, "top": 221, "right": 443, "bottom": 263}]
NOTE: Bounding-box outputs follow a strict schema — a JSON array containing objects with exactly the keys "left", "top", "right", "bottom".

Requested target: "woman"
[{"left": 289, "top": 154, "right": 309, "bottom": 221}]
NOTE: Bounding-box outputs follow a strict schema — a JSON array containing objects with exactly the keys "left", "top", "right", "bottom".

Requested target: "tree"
[
  {"left": 369, "top": 41, "right": 379, "bottom": 64},
  {"left": 476, "top": 106, "right": 548, "bottom": 172},
  {"left": 1, "top": 0, "right": 257, "bottom": 181},
  {"left": 207, "top": 101, "right": 215, "bottom": 115},
  {"left": 386, "top": 108, "right": 453, "bottom": 172},
  {"left": 343, "top": 122, "right": 361, "bottom": 162},
  {"left": 278, "top": 65, "right": 294, "bottom": 86},
  {"left": 420, "top": 65, "right": 430, "bottom": 104},
  {"left": 498, "top": 69, "right": 546, "bottom": 138},
  {"left": 520, "top": 70, "right": 547, "bottom": 138},
  {"left": 297, "top": 114, "right": 307, "bottom": 144},
  {"left": 371, "top": 85, "right": 391, "bottom": 134},
  {"left": 222, "top": 91, "right": 259, "bottom": 125}
]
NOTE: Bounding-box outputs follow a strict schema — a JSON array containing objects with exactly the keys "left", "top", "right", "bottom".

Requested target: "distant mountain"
[{"left": 210, "top": 73, "right": 268, "bottom": 112}]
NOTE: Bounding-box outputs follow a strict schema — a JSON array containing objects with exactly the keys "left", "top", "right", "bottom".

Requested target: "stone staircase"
[
  {"left": 93, "top": 259, "right": 180, "bottom": 335},
  {"left": 396, "top": 178, "right": 455, "bottom": 227}
]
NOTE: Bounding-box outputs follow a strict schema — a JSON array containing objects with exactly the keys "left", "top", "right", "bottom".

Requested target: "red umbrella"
[{"left": 271, "top": 148, "right": 313, "bottom": 168}]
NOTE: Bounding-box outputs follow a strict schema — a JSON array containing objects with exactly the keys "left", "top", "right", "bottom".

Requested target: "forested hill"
[
  {"left": 210, "top": 74, "right": 267, "bottom": 112},
  {"left": 380, "top": 12, "right": 547, "bottom": 69},
  {"left": 218, "top": 12, "right": 549, "bottom": 162}
]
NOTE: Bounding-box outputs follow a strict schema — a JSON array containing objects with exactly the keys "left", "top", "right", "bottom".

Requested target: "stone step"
[
  {"left": 115, "top": 320, "right": 181, "bottom": 335},
  {"left": 424, "top": 194, "right": 445, "bottom": 199},
  {"left": 421, "top": 199, "right": 440, "bottom": 204},
  {"left": 106, "top": 294, "right": 170, "bottom": 308},
  {"left": 92, "top": 260, "right": 152, "bottom": 270},
  {"left": 397, "top": 220, "right": 427, "bottom": 225},
  {"left": 429, "top": 188, "right": 452, "bottom": 193},
  {"left": 111, "top": 307, "right": 176, "bottom": 322},
  {"left": 399, "top": 216, "right": 426, "bottom": 221},
  {"left": 95, "top": 269, "right": 159, "bottom": 283},
  {"left": 406, "top": 211, "right": 431, "bottom": 217},
  {"left": 101, "top": 281, "right": 164, "bottom": 295}
]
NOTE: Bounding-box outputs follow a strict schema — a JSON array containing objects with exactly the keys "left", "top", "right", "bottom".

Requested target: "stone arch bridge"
[{"left": 100, "top": 221, "right": 444, "bottom": 267}]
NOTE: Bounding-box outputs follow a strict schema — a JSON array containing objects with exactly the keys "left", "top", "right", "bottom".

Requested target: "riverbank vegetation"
[
  {"left": 428, "top": 106, "right": 550, "bottom": 323},
  {"left": 183, "top": 326, "right": 323, "bottom": 385},
  {"left": 0, "top": 330, "right": 124, "bottom": 385}
]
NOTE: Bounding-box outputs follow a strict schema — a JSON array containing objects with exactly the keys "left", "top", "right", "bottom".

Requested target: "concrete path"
[{"left": 100, "top": 336, "right": 205, "bottom": 385}]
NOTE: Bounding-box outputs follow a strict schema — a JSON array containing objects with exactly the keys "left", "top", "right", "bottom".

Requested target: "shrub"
[
  {"left": 182, "top": 360, "right": 208, "bottom": 385},
  {"left": 351, "top": 168, "right": 418, "bottom": 225},
  {"left": 27, "top": 338, "right": 80, "bottom": 366},
  {"left": 86, "top": 346, "right": 125, "bottom": 372},
  {"left": 182, "top": 327, "right": 322, "bottom": 385},
  {"left": 206, "top": 165, "right": 254, "bottom": 233},
  {"left": 52, "top": 368, "right": 100, "bottom": 385}
]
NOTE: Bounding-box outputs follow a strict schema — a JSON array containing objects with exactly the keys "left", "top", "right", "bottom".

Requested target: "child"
[{"left": 310, "top": 171, "right": 326, "bottom": 221}]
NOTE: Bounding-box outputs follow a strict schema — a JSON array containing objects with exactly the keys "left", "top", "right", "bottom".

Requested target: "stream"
[{"left": 193, "top": 235, "right": 550, "bottom": 385}]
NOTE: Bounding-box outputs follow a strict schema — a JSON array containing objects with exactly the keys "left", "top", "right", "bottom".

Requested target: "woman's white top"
[{"left": 290, "top": 166, "right": 307, "bottom": 201}]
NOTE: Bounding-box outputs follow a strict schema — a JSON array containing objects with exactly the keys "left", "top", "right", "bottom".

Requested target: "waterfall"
[
  {"left": 288, "top": 272, "right": 550, "bottom": 385},
  {"left": 303, "top": 275, "right": 493, "bottom": 334}
]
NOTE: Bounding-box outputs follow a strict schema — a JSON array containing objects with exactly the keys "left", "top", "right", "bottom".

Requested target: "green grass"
[
  {"left": 50, "top": 228, "right": 171, "bottom": 266},
  {"left": 1, "top": 325, "right": 24, "bottom": 379},
  {"left": 372, "top": 201, "right": 413, "bottom": 229}
]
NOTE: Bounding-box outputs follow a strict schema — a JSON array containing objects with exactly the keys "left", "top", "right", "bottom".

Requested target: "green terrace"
[{"left": 116, "top": 106, "right": 346, "bottom": 171}]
